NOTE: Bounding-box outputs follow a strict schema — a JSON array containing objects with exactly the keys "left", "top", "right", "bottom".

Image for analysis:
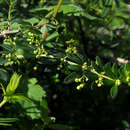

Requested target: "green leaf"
[
  {"left": 0, "top": 117, "right": 18, "bottom": 126},
  {"left": 40, "top": 99, "right": 49, "bottom": 121},
  {"left": 49, "top": 124, "right": 73, "bottom": 130},
  {"left": 10, "top": 22, "right": 20, "bottom": 30},
  {"left": 0, "top": 58, "right": 8, "bottom": 65},
  {"left": 18, "top": 78, "right": 46, "bottom": 119},
  {"left": 0, "top": 117, "right": 18, "bottom": 122},
  {"left": 0, "top": 123, "right": 12, "bottom": 126},
  {"left": 59, "top": 4, "right": 83, "bottom": 14},
  {"left": 68, "top": 64, "right": 81, "bottom": 71},
  {"left": 108, "top": 17, "right": 124, "bottom": 30},
  {"left": 23, "top": 18, "right": 39, "bottom": 26},
  {"left": 27, "top": 78, "right": 46, "bottom": 101},
  {"left": 96, "top": 56, "right": 102, "bottom": 67},
  {"left": 41, "top": 25, "right": 48, "bottom": 33},
  {"left": 104, "top": 63, "right": 114, "bottom": 78},
  {"left": 0, "top": 12, "right": 3, "bottom": 17},
  {"left": 0, "top": 44, "right": 13, "bottom": 53},
  {"left": 46, "top": 32, "right": 59, "bottom": 41},
  {"left": 67, "top": 53, "right": 84, "bottom": 64},
  {"left": 64, "top": 72, "right": 77, "bottom": 84},
  {"left": 110, "top": 85, "right": 118, "bottom": 99},
  {"left": 11, "top": 95, "right": 32, "bottom": 103},
  {"left": 0, "top": 68, "right": 9, "bottom": 81},
  {"left": 112, "top": 63, "right": 118, "bottom": 76}
]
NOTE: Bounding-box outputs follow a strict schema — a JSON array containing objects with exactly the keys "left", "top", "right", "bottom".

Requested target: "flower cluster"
[
  {"left": 95, "top": 72, "right": 105, "bottom": 87},
  {"left": 75, "top": 75, "right": 89, "bottom": 90},
  {"left": 82, "top": 62, "right": 87, "bottom": 71},
  {"left": 65, "top": 39, "right": 78, "bottom": 54}
]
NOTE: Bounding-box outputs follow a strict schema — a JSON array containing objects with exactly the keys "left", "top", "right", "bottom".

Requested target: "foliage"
[{"left": 0, "top": 0, "right": 130, "bottom": 129}]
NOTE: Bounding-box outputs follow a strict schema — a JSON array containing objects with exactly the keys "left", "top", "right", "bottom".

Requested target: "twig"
[
  {"left": 42, "top": 29, "right": 48, "bottom": 41},
  {"left": 41, "top": 0, "right": 63, "bottom": 41},
  {"left": 0, "top": 30, "right": 20, "bottom": 37},
  {"left": 51, "top": 0, "right": 63, "bottom": 19},
  {"left": 33, "top": 22, "right": 48, "bottom": 29}
]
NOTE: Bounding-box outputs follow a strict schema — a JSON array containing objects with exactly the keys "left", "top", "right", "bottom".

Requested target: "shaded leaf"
[
  {"left": 110, "top": 85, "right": 118, "bottom": 99},
  {"left": 49, "top": 124, "right": 73, "bottom": 130},
  {"left": 64, "top": 72, "right": 77, "bottom": 84}
]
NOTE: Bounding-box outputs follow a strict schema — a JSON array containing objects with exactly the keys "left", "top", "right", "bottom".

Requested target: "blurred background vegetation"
[{"left": 0, "top": 0, "right": 130, "bottom": 130}]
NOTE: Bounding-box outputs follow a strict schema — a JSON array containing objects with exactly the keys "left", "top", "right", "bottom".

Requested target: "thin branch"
[
  {"left": 0, "top": 99, "right": 7, "bottom": 108},
  {"left": 41, "top": 29, "right": 48, "bottom": 41},
  {"left": 51, "top": 0, "right": 63, "bottom": 19},
  {"left": 33, "top": 22, "right": 48, "bottom": 29},
  {"left": 0, "top": 30, "right": 20, "bottom": 37}
]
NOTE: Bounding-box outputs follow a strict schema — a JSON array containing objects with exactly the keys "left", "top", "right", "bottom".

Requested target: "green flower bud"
[
  {"left": 13, "top": 37, "right": 17, "bottom": 40},
  {"left": 75, "top": 78, "right": 79, "bottom": 83},
  {"left": 76, "top": 85, "right": 81, "bottom": 90},
  {"left": 126, "top": 77, "right": 130, "bottom": 82},
  {"left": 97, "top": 83, "right": 102, "bottom": 87},
  {"left": 115, "top": 79, "right": 121, "bottom": 86},
  {"left": 76, "top": 83, "right": 85, "bottom": 90},
  {"left": 99, "top": 77, "right": 103, "bottom": 81},
  {"left": 33, "top": 66, "right": 37, "bottom": 71},
  {"left": 85, "top": 77, "right": 89, "bottom": 82},
  {"left": 27, "top": 38, "right": 32, "bottom": 42},
  {"left": 95, "top": 80, "right": 98, "bottom": 83}
]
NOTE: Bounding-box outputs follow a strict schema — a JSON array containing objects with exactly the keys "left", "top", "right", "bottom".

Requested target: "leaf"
[
  {"left": 46, "top": 32, "right": 59, "bottom": 41},
  {"left": 0, "top": 68, "right": 9, "bottom": 81},
  {"left": 96, "top": 56, "right": 102, "bottom": 67},
  {"left": 40, "top": 25, "right": 48, "bottom": 33},
  {"left": 112, "top": 63, "right": 118, "bottom": 76},
  {"left": 0, "top": 58, "right": 8, "bottom": 65},
  {"left": 104, "top": 63, "right": 115, "bottom": 78},
  {"left": 49, "top": 124, "right": 73, "bottom": 130},
  {"left": 0, "top": 12, "right": 3, "bottom": 17},
  {"left": 27, "top": 78, "right": 46, "bottom": 101},
  {"left": 0, "top": 117, "right": 18, "bottom": 122},
  {"left": 110, "top": 85, "right": 118, "bottom": 99},
  {"left": 11, "top": 95, "right": 32, "bottom": 103},
  {"left": 0, "top": 44, "right": 13, "bottom": 53},
  {"left": 59, "top": 4, "right": 83, "bottom": 14},
  {"left": 0, "top": 123, "right": 12, "bottom": 126},
  {"left": 10, "top": 22, "right": 20, "bottom": 30},
  {"left": 40, "top": 99, "right": 49, "bottom": 121},
  {"left": 23, "top": 18, "right": 39, "bottom": 26},
  {"left": 68, "top": 64, "right": 81, "bottom": 71},
  {"left": 0, "top": 117, "right": 18, "bottom": 126},
  {"left": 64, "top": 72, "right": 77, "bottom": 84},
  {"left": 108, "top": 17, "right": 124, "bottom": 30},
  {"left": 18, "top": 78, "right": 47, "bottom": 119},
  {"left": 67, "top": 53, "right": 84, "bottom": 64}
]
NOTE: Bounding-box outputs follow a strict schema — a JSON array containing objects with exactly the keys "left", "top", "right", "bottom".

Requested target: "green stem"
[
  {"left": 91, "top": 69, "right": 114, "bottom": 81},
  {"left": 0, "top": 99, "right": 7, "bottom": 108},
  {"left": 8, "top": 0, "right": 13, "bottom": 29}
]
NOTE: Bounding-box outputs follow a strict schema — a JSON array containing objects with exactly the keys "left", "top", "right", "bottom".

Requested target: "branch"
[
  {"left": 41, "top": 29, "right": 48, "bottom": 41},
  {"left": 0, "top": 30, "right": 19, "bottom": 37},
  {"left": 51, "top": 0, "right": 63, "bottom": 19}
]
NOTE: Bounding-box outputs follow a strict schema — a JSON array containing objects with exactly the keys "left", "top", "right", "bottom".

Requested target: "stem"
[
  {"left": 0, "top": 99, "right": 7, "bottom": 108},
  {"left": 40, "top": 0, "right": 63, "bottom": 41},
  {"left": 41, "top": 29, "right": 48, "bottom": 41},
  {"left": 8, "top": 0, "right": 13, "bottom": 30},
  {"left": 91, "top": 69, "right": 114, "bottom": 81},
  {"left": 52, "top": 0, "right": 63, "bottom": 19}
]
